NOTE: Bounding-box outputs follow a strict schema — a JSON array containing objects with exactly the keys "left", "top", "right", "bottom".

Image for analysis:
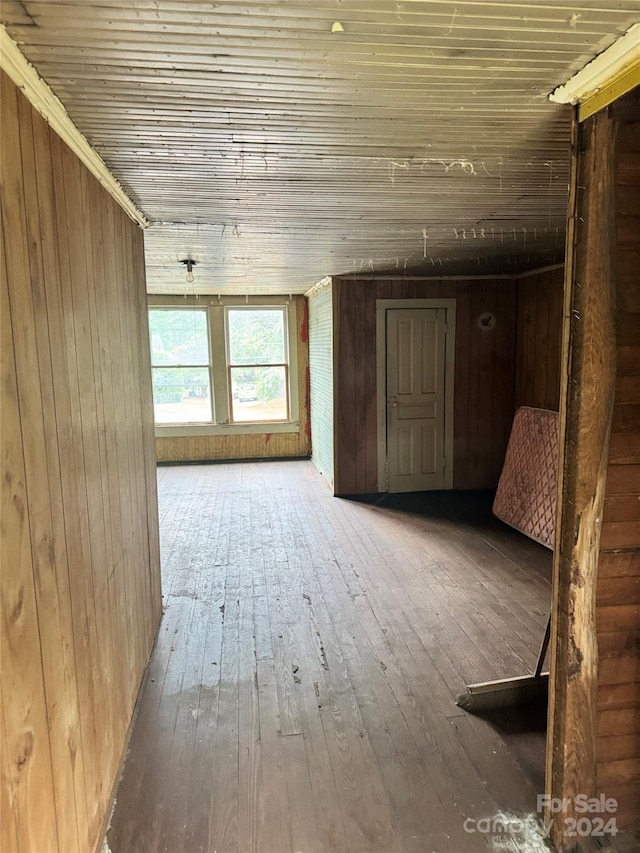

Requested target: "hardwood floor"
[{"left": 107, "top": 461, "right": 553, "bottom": 853}]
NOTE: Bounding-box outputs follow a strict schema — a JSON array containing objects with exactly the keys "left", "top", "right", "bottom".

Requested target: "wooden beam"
[{"left": 546, "top": 107, "right": 618, "bottom": 850}]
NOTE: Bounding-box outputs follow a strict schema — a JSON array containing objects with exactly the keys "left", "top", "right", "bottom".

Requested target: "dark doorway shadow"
[{"left": 469, "top": 699, "right": 548, "bottom": 794}]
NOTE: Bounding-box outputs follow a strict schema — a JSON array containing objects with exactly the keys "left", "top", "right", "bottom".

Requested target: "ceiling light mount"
[{"left": 181, "top": 258, "right": 197, "bottom": 283}]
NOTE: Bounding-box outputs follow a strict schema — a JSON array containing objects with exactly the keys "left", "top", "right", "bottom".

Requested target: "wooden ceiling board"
[{"left": 3, "top": 0, "right": 639, "bottom": 293}]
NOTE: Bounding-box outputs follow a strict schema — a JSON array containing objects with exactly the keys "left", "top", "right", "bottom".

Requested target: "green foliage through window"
[
  {"left": 227, "top": 309, "right": 288, "bottom": 421},
  {"left": 148, "top": 305, "right": 290, "bottom": 425},
  {"left": 228, "top": 309, "right": 285, "bottom": 366},
  {"left": 149, "top": 308, "right": 212, "bottom": 423}
]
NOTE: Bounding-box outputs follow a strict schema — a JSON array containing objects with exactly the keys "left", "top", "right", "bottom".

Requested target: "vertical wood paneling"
[
  {"left": 354, "top": 283, "right": 367, "bottom": 493},
  {"left": 466, "top": 283, "right": 484, "bottom": 489},
  {"left": 0, "top": 71, "right": 162, "bottom": 853},
  {"left": 0, "top": 698, "right": 19, "bottom": 853},
  {"left": 336, "top": 282, "right": 358, "bottom": 492},
  {"left": 452, "top": 281, "right": 471, "bottom": 489},
  {"left": 515, "top": 267, "right": 564, "bottom": 412},
  {"left": 51, "top": 128, "right": 109, "bottom": 834},
  {"left": 333, "top": 275, "right": 517, "bottom": 494},
  {"left": 595, "top": 93, "right": 640, "bottom": 831},
  {"left": 364, "top": 286, "right": 378, "bottom": 489},
  {"left": 1, "top": 149, "right": 60, "bottom": 850},
  {"left": 18, "top": 84, "right": 90, "bottom": 853},
  {"left": 491, "top": 283, "right": 518, "bottom": 485}
]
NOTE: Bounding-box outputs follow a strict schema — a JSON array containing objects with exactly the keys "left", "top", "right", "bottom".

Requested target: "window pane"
[
  {"left": 230, "top": 366, "right": 287, "bottom": 422},
  {"left": 228, "top": 309, "right": 285, "bottom": 365},
  {"left": 149, "top": 309, "right": 209, "bottom": 366},
  {"left": 152, "top": 367, "right": 212, "bottom": 423}
]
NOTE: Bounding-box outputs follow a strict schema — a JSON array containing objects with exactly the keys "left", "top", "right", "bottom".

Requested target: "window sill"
[{"left": 155, "top": 421, "right": 301, "bottom": 438}]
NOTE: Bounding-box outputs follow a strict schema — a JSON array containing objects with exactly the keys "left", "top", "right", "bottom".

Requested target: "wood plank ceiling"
[{"left": 3, "top": 1, "right": 639, "bottom": 294}]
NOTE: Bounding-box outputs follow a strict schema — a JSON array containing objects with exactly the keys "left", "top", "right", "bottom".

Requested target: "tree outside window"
[
  {"left": 149, "top": 308, "right": 212, "bottom": 423},
  {"left": 227, "top": 308, "right": 289, "bottom": 423},
  {"left": 148, "top": 305, "right": 291, "bottom": 426}
]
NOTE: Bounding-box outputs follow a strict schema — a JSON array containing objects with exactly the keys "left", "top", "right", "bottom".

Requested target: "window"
[
  {"left": 149, "top": 308, "right": 212, "bottom": 424},
  {"left": 227, "top": 308, "right": 289, "bottom": 423},
  {"left": 148, "top": 301, "right": 297, "bottom": 432}
]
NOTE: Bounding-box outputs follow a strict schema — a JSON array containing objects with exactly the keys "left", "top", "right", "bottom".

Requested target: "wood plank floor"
[{"left": 107, "top": 461, "right": 553, "bottom": 853}]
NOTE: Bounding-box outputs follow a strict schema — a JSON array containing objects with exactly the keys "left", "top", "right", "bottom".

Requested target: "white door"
[{"left": 386, "top": 308, "right": 448, "bottom": 492}]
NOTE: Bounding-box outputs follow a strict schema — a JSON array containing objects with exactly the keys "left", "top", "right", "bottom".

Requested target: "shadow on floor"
[
  {"left": 343, "top": 488, "right": 499, "bottom": 521},
  {"left": 471, "top": 699, "right": 548, "bottom": 794},
  {"left": 348, "top": 489, "right": 552, "bottom": 795},
  {"left": 344, "top": 489, "right": 553, "bottom": 586}
]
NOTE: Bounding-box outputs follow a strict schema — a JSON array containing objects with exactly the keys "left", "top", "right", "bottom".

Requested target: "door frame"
[{"left": 376, "top": 299, "right": 456, "bottom": 493}]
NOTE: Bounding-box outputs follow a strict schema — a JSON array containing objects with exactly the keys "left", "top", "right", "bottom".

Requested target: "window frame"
[
  {"left": 225, "top": 305, "right": 291, "bottom": 425},
  {"left": 148, "top": 296, "right": 300, "bottom": 437},
  {"left": 148, "top": 305, "right": 214, "bottom": 425}
]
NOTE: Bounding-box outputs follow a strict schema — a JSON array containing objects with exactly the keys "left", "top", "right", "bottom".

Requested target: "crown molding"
[
  {"left": 550, "top": 23, "right": 640, "bottom": 120},
  {"left": 1, "top": 25, "right": 148, "bottom": 228},
  {"left": 305, "top": 277, "right": 332, "bottom": 297}
]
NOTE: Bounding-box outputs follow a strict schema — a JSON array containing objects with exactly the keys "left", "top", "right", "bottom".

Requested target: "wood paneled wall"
[
  {"left": 1, "top": 71, "right": 162, "bottom": 853},
  {"left": 156, "top": 428, "right": 309, "bottom": 463},
  {"left": 155, "top": 297, "right": 310, "bottom": 462},
  {"left": 333, "top": 276, "right": 517, "bottom": 494},
  {"left": 515, "top": 267, "right": 564, "bottom": 411},
  {"left": 595, "top": 93, "right": 640, "bottom": 830}
]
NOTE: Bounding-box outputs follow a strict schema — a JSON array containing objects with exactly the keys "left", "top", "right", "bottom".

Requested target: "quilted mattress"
[{"left": 493, "top": 407, "right": 559, "bottom": 550}]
